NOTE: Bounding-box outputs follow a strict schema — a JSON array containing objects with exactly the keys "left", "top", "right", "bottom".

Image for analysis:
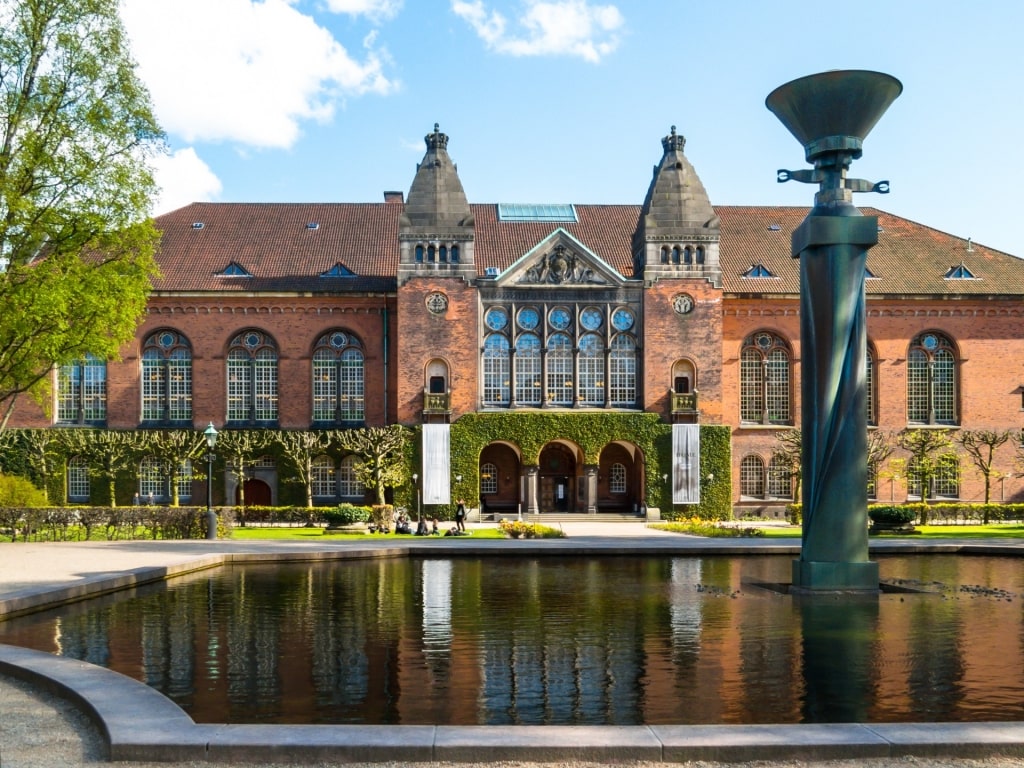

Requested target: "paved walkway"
[{"left": 2, "top": 524, "right": 1024, "bottom": 766}]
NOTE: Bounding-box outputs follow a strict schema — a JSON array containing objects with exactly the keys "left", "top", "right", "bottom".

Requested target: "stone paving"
[{"left": 2, "top": 523, "right": 1024, "bottom": 764}]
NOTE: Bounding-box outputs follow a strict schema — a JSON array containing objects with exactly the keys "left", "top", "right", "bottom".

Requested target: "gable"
[{"left": 494, "top": 228, "right": 629, "bottom": 288}]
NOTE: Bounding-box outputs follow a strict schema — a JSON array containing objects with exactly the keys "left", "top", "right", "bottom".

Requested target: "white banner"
[
  {"left": 422, "top": 424, "right": 451, "bottom": 505},
  {"left": 672, "top": 424, "right": 700, "bottom": 505}
]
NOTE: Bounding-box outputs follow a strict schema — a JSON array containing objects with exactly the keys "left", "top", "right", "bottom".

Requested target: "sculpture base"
[{"left": 791, "top": 559, "right": 879, "bottom": 593}]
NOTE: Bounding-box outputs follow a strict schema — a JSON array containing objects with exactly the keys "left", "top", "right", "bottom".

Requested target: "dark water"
[{"left": 2, "top": 555, "right": 1022, "bottom": 726}]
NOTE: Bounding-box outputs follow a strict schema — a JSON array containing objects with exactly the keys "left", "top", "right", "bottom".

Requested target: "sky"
[{"left": 120, "top": 0, "right": 1024, "bottom": 258}]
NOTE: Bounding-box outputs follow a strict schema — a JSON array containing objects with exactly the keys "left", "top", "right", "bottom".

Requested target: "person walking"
[{"left": 454, "top": 498, "right": 466, "bottom": 532}]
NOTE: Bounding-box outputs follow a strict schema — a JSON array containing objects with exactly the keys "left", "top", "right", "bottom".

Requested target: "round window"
[
  {"left": 611, "top": 308, "right": 634, "bottom": 331},
  {"left": 580, "top": 307, "right": 603, "bottom": 331},
  {"left": 517, "top": 307, "right": 540, "bottom": 330},
  {"left": 485, "top": 307, "right": 509, "bottom": 331},
  {"left": 548, "top": 307, "right": 571, "bottom": 330}
]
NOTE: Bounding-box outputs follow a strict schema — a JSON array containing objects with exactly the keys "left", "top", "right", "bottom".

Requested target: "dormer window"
[
  {"left": 944, "top": 263, "right": 977, "bottom": 279},
  {"left": 219, "top": 262, "right": 252, "bottom": 277},
  {"left": 320, "top": 263, "right": 355, "bottom": 277},
  {"left": 743, "top": 263, "right": 775, "bottom": 278}
]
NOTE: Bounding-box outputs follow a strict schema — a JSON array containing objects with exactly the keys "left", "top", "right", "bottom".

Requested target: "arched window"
[
  {"left": 482, "top": 334, "right": 510, "bottom": 406},
  {"left": 740, "top": 455, "right": 766, "bottom": 499},
  {"left": 578, "top": 333, "right": 604, "bottom": 405},
  {"left": 57, "top": 354, "right": 106, "bottom": 425},
  {"left": 609, "top": 335, "right": 637, "bottom": 406},
  {"left": 480, "top": 462, "right": 498, "bottom": 495},
  {"left": 338, "top": 455, "right": 365, "bottom": 498},
  {"left": 311, "top": 456, "right": 336, "bottom": 499},
  {"left": 141, "top": 330, "right": 192, "bottom": 424},
  {"left": 227, "top": 331, "right": 278, "bottom": 424},
  {"left": 138, "top": 457, "right": 192, "bottom": 503},
  {"left": 415, "top": 245, "right": 424, "bottom": 262},
  {"left": 661, "top": 246, "right": 670, "bottom": 264},
  {"left": 907, "top": 332, "right": 957, "bottom": 424},
  {"left": 740, "top": 332, "right": 791, "bottom": 424},
  {"left": 450, "top": 245, "right": 460, "bottom": 262},
  {"left": 683, "top": 247, "right": 693, "bottom": 265},
  {"left": 695, "top": 246, "right": 705, "bottom": 265},
  {"left": 515, "top": 333, "right": 542, "bottom": 405},
  {"left": 609, "top": 462, "right": 627, "bottom": 494},
  {"left": 312, "top": 331, "right": 364, "bottom": 424},
  {"left": 427, "top": 245, "right": 436, "bottom": 262},
  {"left": 439, "top": 245, "right": 448, "bottom": 262},
  {"left": 67, "top": 457, "right": 89, "bottom": 502},
  {"left": 767, "top": 456, "right": 793, "bottom": 500},
  {"left": 546, "top": 333, "right": 574, "bottom": 405}
]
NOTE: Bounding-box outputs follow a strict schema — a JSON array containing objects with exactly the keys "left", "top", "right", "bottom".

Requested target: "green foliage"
[
  {"left": 447, "top": 414, "right": 731, "bottom": 521},
  {"left": 868, "top": 506, "right": 918, "bottom": 525},
  {"left": 334, "top": 425, "right": 410, "bottom": 506},
  {"left": 0, "top": 474, "right": 46, "bottom": 507},
  {"left": 0, "top": 0, "right": 163, "bottom": 419},
  {"left": 322, "top": 503, "right": 371, "bottom": 527},
  {"left": 650, "top": 520, "right": 765, "bottom": 538}
]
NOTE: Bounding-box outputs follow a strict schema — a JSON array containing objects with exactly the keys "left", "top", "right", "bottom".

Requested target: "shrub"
[
  {"left": 868, "top": 506, "right": 918, "bottom": 526},
  {"left": 323, "top": 504, "right": 371, "bottom": 527},
  {"left": 498, "top": 519, "right": 565, "bottom": 539}
]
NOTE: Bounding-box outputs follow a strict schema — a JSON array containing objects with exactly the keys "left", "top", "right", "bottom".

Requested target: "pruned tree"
[
  {"left": 139, "top": 430, "right": 205, "bottom": 507},
  {"left": 20, "top": 429, "right": 62, "bottom": 503},
  {"left": 215, "top": 429, "right": 272, "bottom": 523},
  {"left": 771, "top": 428, "right": 802, "bottom": 500},
  {"left": 897, "top": 429, "right": 956, "bottom": 524},
  {"left": 334, "top": 425, "right": 410, "bottom": 507},
  {"left": 867, "top": 430, "right": 895, "bottom": 500},
  {"left": 0, "top": 0, "right": 164, "bottom": 428},
  {"left": 274, "top": 430, "right": 330, "bottom": 509},
  {"left": 958, "top": 429, "right": 1012, "bottom": 514},
  {"left": 56, "top": 428, "right": 142, "bottom": 507}
]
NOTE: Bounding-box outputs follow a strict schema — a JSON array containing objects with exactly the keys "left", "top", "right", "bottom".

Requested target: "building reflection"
[{"left": 1, "top": 556, "right": 1021, "bottom": 725}]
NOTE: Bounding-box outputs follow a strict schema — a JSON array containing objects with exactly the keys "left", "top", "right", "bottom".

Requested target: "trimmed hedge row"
[{"left": 787, "top": 502, "right": 1024, "bottom": 526}]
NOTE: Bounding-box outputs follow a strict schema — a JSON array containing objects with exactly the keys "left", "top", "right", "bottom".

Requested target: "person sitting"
[
  {"left": 431, "top": 518, "right": 440, "bottom": 535},
  {"left": 415, "top": 518, "right": 429, "bottom": 536},
  {"left": 395, "top": 516, "right": 412, "bottom": 535}
]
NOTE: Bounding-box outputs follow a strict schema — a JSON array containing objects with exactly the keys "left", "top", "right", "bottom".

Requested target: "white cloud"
[
  {"left": 121, "top": 0, "right": 397, "bottom": 150},
  {"left": 451, "top": 0, "right": 623, "bottom": 63},
  {"left": 151, "top": 148, "right": 223, "bottom": 214},
  {"left": 324, "top": 0, "right": 402, "bottom": 20}
]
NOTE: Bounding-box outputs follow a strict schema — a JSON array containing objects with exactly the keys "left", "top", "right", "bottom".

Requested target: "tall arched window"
[
  {"left": 767, "top": 456, "right": 793, "bottom": 500},
  {"left": 482, "top": 334, "right": 510, "bottom": 406},
  {"left": 740, "top": 332, "right": 791, "bottom": 424},
  {"left": 67, "top": 457, "right": 89, "bottom": 502},
  {"left": 866, "top": 345, "right": 877, "bottom": 426},
  {"left": 515, "top": 334, "right": 542, "bottom": 405},
  {"left": 141, "top": 330, "right": 192, "bottom": 424},
  {"left": 907, "top": 332, "right": 957, "bottom": 424},
  {"left": 312, "top": 331, "right": 364, "bottom": 424},
  {"left": 338, "top": 455, "right": 365, "bottom": 498},
  {"left": 57, "top": 354, "right": 106, "bottom": 425},
  {"left": 578, "top": 333, "right": 604, "bottom": 405},
  {"left": 609, "top": 335, "right": 637, "bottom": 406},
  {"left": 609, "top": 462, "right": 627, "bottom": 494},
  {"left": 546, "top": 333, "right": 573, "bottom": 405},
  {"left": 311, "top": 455, "right": 336, "bottom": 498},
  {"left": 227, "top": 330, "right": 278, "bottom": 424},
  {"left": 740, "top": 455, "right": 766, "bottom": 499}
]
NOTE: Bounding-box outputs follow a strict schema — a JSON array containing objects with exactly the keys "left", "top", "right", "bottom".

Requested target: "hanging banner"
[
  {"left": 672, "top": 424, "right": 700, "bottom": 505},
  {"left": 422, "top": 424, "right": 451, "bottom": 505}
]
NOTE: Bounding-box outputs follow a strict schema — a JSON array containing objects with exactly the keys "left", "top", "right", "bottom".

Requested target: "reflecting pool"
[{"left": 1, "top": 555, "right": 1022, "bottom": 725}]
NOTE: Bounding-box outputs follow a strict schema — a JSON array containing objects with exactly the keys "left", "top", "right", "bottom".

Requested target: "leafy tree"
[
  {"left": 56, "top": 428, "right": 141, "bottom": 507},
  {"left": 334, "top": 425, "right": 410, "bottom": 508},
  {"left": 20, "top": 429, "right": 61, "bottom": 503},
  {"left": 957, "top": 429, "right": 1012, "bottom": 513},
  {"left": 0, "top": 473, "right": 47, "bottom": 540},
  {"left": 897, "top": 429, "right": 956, "bottom": 524},
  {"left": 0, "top": 0, "right": 164, "bottom": 428},
  {"left": 139, "top": 430, "right": 205, "bottom": 507},
  {"left": 215, "top": 429, "right": 272, "bottom": 523},
  {"left": 274, "top": 430, "right": 330, "bottom": 509},
  {"left": 867, "top": 430, "right": 895, "bottom": 500}
]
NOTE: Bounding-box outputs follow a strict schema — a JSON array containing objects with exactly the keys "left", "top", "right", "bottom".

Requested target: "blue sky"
[{"left": 121, "top": 0, "right": 1024, "bottom": 257}]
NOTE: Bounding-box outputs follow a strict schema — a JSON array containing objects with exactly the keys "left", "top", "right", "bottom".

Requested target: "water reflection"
[{"left": 2, "top": 555, "right": 1022, "bottom": 725}]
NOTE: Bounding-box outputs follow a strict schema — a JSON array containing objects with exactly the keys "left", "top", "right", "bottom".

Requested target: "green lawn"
[
  {"left": 230, "top": 526, "right": 506, "bottom": 541},
  {"left": 754, "top": 523, "right": 1024, "bottom": 539}
]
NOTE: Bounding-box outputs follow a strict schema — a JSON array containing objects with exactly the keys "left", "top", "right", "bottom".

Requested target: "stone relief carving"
[
  {"left": 518, "top": 245, "right": 606, "bottom": 285},
  {"left": 425, "top": 292, "right": 449, "bottom": 314},
  {"left": 673, "top": 293, "right": 695, "bottom": 315}
]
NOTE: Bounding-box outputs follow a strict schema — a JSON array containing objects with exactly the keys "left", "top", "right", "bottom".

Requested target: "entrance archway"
[
  {"left": 237, "top": 478, "right": 271, "bottom": 507},
  {"left": 538, "top": 442, "right": 578, "bottom": 513},
  {"left": 598, "top": 442, "right": 645, "bottom": 515},
  {"left": 479, "top": 442, "right": 521, "bottom": 519}
]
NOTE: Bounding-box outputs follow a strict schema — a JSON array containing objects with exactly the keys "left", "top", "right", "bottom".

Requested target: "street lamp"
[{"left": 204, "top": 422, "right": 218, "bottom": 539}]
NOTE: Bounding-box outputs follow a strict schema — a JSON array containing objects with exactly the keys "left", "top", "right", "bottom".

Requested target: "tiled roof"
[{"left": 153, "top": 202, "right": 1024, "bottom": 297}]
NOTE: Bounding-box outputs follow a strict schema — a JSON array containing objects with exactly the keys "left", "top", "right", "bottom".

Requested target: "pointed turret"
[
  {"left": 398, "top": 124, "right": 475, "bottom": 285},
  {"left": 634, "top": 127, "right": 721, "bottom": 286}
]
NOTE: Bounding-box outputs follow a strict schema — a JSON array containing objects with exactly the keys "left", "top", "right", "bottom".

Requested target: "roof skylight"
[
  {"left": 497, "top": 203, "right": 577, "bottom": 223},
  {"left": 742, "top": 263, "right": 775, "bottom": 278},
  {"left": 219, "top": 262, "right": 252, "bottom": 277},
  {"left": 944, "top": 263, "right": 977, "bottom": 279},
  {"left": 321, "top": 263, "right": 355, "bottom": 277}
]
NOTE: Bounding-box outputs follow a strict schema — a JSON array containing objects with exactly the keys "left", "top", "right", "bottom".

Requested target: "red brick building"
[{"left": 13, "top": 124, "right": 1024, "bottom": 515}]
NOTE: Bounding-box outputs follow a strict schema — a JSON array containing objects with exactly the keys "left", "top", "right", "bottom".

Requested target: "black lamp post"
[
  {"left": 412, "top": 472, "right": 420, "bottom": 522},
  {"left": 204, "top": 422, "right": 218, "bottom": 539}
]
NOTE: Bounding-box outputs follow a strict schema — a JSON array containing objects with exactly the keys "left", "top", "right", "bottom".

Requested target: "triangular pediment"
[{"left": 495, "top": 229, "right": 626, "bottom": 288}]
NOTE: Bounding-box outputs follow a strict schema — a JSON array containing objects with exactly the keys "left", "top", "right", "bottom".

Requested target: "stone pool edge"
[{"left": 3, "top": 643, "right": 1024, "bottom": 764}]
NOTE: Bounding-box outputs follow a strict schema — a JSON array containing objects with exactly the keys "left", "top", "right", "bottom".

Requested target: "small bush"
[
  {"left": 651, "top": 518, "right": 765, "bottom": 538},
  {"left": 498, "top": 519, "right": 565, "bottom": 539},
  {"left": 323, "top": 504, "right": 371, "bottom": 527}
]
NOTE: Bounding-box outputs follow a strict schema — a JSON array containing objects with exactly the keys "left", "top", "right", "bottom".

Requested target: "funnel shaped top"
[{"left": 766, "top": 70, "right": 902, "bottom": 157}]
